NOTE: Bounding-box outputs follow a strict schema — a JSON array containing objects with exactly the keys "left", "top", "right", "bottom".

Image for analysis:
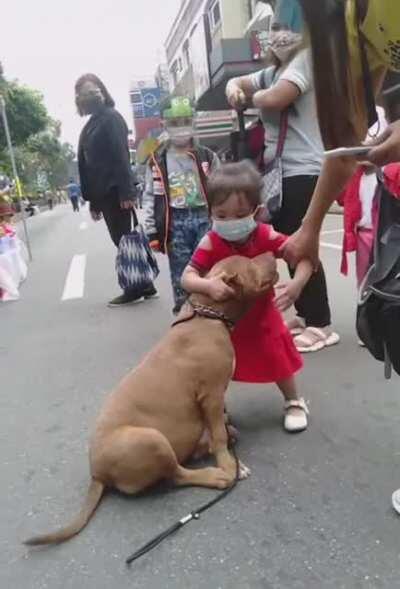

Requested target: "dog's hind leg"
[{"left": 94, "top": 427, "right": 179, "bottom": 495}]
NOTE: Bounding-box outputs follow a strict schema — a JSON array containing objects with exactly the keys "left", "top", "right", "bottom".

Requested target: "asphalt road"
[{"left": 1, "top": 205, "right": 400, "bottom": 589}]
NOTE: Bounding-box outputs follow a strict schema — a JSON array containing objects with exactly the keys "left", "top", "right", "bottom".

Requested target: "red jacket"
[{"left": 338, "top": 164, "right": 400, "bottom": 276}]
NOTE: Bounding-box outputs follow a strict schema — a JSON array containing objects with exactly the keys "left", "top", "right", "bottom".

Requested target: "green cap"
[{"left": 163, "top": 97, "right": 194, "bottom": 119}]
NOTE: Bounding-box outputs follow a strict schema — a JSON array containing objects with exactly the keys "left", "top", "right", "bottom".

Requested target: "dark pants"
[
  {"left": 71, "top": 197, "right": 79, "bottom": 212},
  {"left": 273, "top": 175, "right": 332, "bottom": 328},
  {"left": 95, "top": 193, "right": 154, "bottom": 294},
  {"left": 98, "top": 194, "right": 132, "bottom": 247}
]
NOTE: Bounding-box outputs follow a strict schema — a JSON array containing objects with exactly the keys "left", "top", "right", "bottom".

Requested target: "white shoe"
[
  {"left": 392, "top": 489, "right": 400, "bottom": 514},
  {"left": 284, "top": 398, "right": 309, "bottom": 433}
]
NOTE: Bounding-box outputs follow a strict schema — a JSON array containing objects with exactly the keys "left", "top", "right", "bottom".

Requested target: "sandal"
[
  {"left": 284, "top": 398, "right": 309, "bottom": 433},
  {"left": 294, "top": 327, "right": 340, "bottom": 353},
  {"left": 392, "top": 489, "right": 400, "bottom": 514},
  {"left": 286, "top": 317, "right": 306, "bottom": 336}
]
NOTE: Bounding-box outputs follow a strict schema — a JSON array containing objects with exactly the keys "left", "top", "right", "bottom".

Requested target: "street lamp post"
[{"left": 0, "top": 94, "right": 32, "bottom": 261}]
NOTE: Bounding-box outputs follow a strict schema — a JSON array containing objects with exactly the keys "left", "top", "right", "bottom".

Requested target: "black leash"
[{"left": 126, "top": 432, "right": 240, "bottom": 566}]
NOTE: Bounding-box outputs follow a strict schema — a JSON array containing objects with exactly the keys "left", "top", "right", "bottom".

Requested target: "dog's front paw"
[{"left": 238, "top": 461, "right": 251, "bottom": 480}]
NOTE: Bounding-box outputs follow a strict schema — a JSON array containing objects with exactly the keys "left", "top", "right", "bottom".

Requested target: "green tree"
[{"left": 0, "top": 81, "right": 48, "bottom": 151}]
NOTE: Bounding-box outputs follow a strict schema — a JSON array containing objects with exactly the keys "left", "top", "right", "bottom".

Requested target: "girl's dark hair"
[
  {"left": 75, "top": 73, "right": 115, "bottom": 115},
  {"left": 299, "top": 0, "right": 367, "bottom": 149},
  {"left": 207, "top": 161, "right": 263, "bottom": 208}
]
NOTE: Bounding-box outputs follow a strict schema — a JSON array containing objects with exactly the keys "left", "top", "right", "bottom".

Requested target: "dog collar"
[{"left": 172, "top": 302, "right": 236, "bottom": 331}]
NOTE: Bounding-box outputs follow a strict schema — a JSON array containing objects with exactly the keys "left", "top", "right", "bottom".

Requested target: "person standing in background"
[
  {"left": 66, "top": 179, "right": 81, "bottom": 212},
  {"left": 76, "top": 73, "right": 157, "bottom": 307},
  {"left": 143, "top": 97, "right": 219, "bottom": 314},
  {"left": 226, "top": 32, "right": 339, "bottom": 353}
]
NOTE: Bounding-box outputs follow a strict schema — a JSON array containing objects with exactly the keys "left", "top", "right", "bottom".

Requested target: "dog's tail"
[{"left": 23, "top": 479, "right": 105, "bottom": 546}]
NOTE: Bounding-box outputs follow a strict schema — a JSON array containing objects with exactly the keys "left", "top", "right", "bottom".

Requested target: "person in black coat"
[{"left": 76, "top": 73, "right": 157, "bottom": 307}]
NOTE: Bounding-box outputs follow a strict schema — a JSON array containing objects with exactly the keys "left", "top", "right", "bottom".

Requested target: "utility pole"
[{"left": 0, "top": 94, "right": 32, "bottom": 261}]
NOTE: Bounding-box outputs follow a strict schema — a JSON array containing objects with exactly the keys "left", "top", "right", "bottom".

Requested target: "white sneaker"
[
  {"left": 284, "top": 398, "right": 309, "bottom": 433},
  {"left": 392, "top": 489, "right": 400, "bottom": 514}
]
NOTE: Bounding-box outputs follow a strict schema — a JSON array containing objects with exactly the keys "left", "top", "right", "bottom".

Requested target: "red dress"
[{"left": 191, "top": 224, "right": 303, "bottom": 383}]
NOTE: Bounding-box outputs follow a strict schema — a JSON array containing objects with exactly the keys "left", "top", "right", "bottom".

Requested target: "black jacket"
[{"left": 78, "top": 107, "right": 135, "bottom": 204}]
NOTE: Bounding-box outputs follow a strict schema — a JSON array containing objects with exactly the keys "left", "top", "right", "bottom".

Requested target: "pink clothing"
[{"left": 356, "top": 228, "right": 374, "bottom": 288}]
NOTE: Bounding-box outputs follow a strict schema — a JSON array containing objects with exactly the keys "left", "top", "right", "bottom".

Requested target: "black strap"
[
  {"left": 355, "top": 0, "right": 378, "bottom": 130},
  {"left": 126, "top": 429, "right": 240, "bottom": 566},
  {"left": 259, "top": 66, "right": 288, "bottom": 159}
]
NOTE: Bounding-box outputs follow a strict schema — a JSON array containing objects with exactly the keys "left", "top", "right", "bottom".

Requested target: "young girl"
[{"left": 181, "top": 161, "right": 313, "bottom": 433}]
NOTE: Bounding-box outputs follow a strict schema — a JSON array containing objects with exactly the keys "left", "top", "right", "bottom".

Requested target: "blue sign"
[{"left": 131, "top": 86, "right": 162, "bottom": 119}]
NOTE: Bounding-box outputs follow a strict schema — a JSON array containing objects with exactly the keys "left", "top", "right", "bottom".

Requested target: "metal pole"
[{"left": 0, "top": 95, "right": 32, "bottom": 260}]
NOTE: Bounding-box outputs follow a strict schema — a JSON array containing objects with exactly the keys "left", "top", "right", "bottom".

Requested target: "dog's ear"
[{"left": 222, "top": 272, "right": 245, "bottom": 298}]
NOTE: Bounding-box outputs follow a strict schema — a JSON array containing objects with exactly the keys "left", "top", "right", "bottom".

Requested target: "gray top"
[
  {"left": 166, "top": 149, "right": 207, "bottom": 209},
  {"left": 249, "top": 49, "right": 323, "bottom": 178},
  {"left": 143, "top": 146, "right": 219, "bottom": 236}
]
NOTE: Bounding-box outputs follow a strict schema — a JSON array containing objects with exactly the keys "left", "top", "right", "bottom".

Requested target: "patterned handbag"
[
  {"left": 116, "top": 213, "right": 159, "bottom": 293},
  {"left": 260, "top": 110, "right": 289, "bottom": 222}
]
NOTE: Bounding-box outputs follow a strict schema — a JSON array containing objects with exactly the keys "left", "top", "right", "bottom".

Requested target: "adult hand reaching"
[
  {"left": 367, "top": 121, "right": 400, "bottom": 167},
  {"left": 281, "top": 224, "right": 320, "bottom": 270}
]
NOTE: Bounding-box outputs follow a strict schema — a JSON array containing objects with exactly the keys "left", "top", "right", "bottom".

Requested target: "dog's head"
[
  {"left": 190, "top": 254, "right": 278, "bottom": 322},
  {"left": 210, "top": 253, "right": 278, "bottom": 300}
]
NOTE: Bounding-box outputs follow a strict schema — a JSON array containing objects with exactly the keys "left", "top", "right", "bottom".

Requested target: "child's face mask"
[
  {"left": 165, "top": 116, "right": 194, "bottom": 147},
  {"left": 212, "top": 213, "right": 257, "bottom": 243}
]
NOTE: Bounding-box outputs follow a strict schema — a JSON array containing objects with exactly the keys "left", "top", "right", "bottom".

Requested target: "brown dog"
[{"left": 24, "top": 253, "right": 278, "bottom": 546}]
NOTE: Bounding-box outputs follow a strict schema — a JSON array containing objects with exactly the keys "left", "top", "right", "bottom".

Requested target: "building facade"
[
  {"left": 130, "top": 76, "right": 169, "bottom": 148},
  {"left": 163, "top": 0, "right": 274, "bottom": 153},
  {"left": 165, "top": 0, "right": 273, "bottom": 110}
]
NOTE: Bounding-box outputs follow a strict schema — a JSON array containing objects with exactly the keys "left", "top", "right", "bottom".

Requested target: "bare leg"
[{"left": 277, "top": 376, "right": 299, "bottom": 401}]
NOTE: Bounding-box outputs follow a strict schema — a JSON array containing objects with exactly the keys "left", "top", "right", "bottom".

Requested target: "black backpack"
[{"left": 357, "top": 175, "right": 400, "bottom": 379}]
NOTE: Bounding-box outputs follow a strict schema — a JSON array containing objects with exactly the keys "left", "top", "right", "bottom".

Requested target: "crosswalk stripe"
[
  {"left": 62, "top": 254, "right": 86, "bottom": 301},
  {"left": 320, "top": 242, "right": 342, "bottom": 251},
  {"left": 321, "top": 229, "right": 344, "bottom": 236}
]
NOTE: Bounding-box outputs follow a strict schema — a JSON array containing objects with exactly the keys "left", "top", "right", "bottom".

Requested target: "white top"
[
  {"left": 358, "top": 172, "right": 378, "bottom": 229},
  {"left": 249, "top": 49, "right": 324, "bottom": 178}
]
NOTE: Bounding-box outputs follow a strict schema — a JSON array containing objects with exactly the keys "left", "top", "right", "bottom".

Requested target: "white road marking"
[
  {"left": 62, "top": 254, "right": 86, "bottom": 301},
  {"left": 79, "top": 222, "right": 88, "bottom": 230},
  {"left": 321, "top": 229, "right": 344, "bottom": 236},
  {"left": 320, "top": 242, "right": 342, "bottom": 251}
]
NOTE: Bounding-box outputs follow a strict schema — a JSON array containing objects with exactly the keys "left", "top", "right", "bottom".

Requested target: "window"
[{"left": 209, "top": 1, "right": 221, "bottom": 30}]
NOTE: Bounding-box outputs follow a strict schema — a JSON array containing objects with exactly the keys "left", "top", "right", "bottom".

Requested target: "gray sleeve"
[
  {"left": 279, "top": 49, "right": 312, "bottom": 94},
  {"left": 247, "top": 67, "right": 275, "bottom": 91},
  {"left": 142, "top": 165, "right": 156, "bottom": 237}
]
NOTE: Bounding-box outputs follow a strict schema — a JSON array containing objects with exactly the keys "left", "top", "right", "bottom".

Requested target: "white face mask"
[
  {"left": 212, "top": 214, "right": 257, "bottom": 242},
  {"left": 167, "top": 125, "right": 194, "bottom": 147}
]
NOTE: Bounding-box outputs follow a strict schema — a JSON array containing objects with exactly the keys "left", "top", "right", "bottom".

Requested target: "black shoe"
[
  {"left": 108, "top": 292, "right": 145, "bottom": 307},
  {"left": 143, "top": 285, "right": 159, "bottom": 300}
]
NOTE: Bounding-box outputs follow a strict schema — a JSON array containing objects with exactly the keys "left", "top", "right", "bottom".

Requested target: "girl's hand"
[
  {"left": 281, "top": 224, "right": 320, "bottom": 270},
  {"left": 206, "top": 275, "right": 235, "bottom": 302},
  {"left": 275, "top": 280, "right": 302, "bottom": 312}
]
